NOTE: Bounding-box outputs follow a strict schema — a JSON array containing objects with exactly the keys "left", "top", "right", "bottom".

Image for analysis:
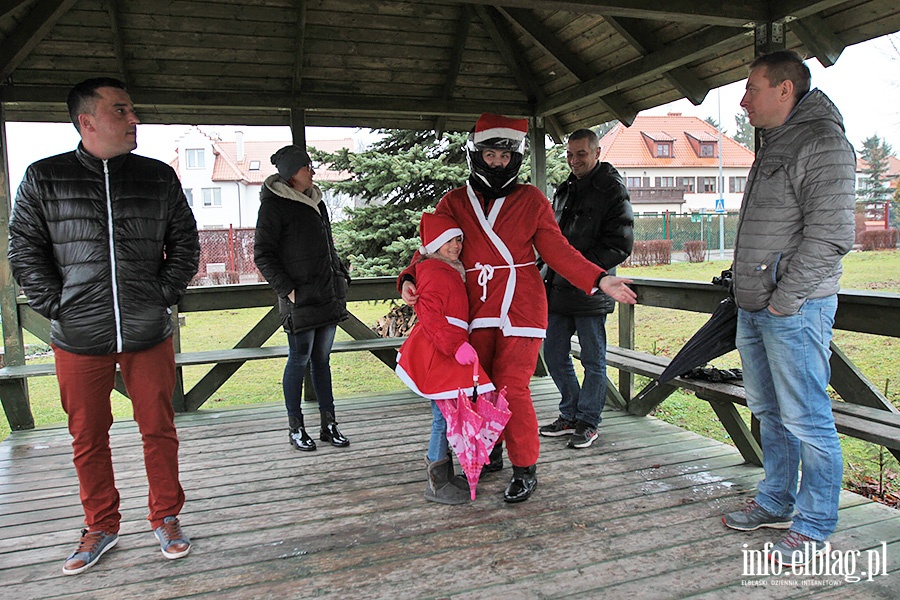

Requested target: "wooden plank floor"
[{"left": 3, "top": 378, "right": 900, "bottom": 599}]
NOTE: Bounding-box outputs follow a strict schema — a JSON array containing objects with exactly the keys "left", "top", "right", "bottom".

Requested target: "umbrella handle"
[{"left": 471, "top": 356, "right": 479, "bottom": 402}]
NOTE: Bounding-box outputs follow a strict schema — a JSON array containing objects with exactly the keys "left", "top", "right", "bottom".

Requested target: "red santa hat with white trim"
[
  {"left": 419, "top": 212, "right": 463, "bottom": 255},
  {"left": 471, "top": 113, "right": 528, "bottom": 152}
]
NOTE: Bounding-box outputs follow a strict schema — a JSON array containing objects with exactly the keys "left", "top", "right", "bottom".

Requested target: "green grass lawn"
[{"left": 3, "top": 251, "right": 899, "bottom": 489}]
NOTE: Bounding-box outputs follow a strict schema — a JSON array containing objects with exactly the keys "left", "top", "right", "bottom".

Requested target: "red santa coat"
[
  {"left": 396, "top": 257, "right": 494, "bottom": 400},
  {"left": 400, "top": 183, "right": 604, "bottom": 336}
]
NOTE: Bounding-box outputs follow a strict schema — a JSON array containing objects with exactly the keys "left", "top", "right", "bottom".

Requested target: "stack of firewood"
[{"left": 373, "top": 303, "right": 417, "bottom": 337}]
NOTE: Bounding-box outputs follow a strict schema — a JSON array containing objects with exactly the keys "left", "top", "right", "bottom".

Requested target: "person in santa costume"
[
  {"left": 399, "top": 113, "right": 637, "bottom": 503},
  {"left": 396, "top": 212, "right": 494, "bottom": 505}
]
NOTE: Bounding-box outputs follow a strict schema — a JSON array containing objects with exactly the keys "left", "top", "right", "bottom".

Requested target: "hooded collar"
[{"left": 264, "top": 173, "right": 323, "bottom": 214}]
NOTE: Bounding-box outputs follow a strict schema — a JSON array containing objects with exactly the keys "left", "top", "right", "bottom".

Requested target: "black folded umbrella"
[{"left": 658, "top": 295, "right": 738, "bottom": 385}]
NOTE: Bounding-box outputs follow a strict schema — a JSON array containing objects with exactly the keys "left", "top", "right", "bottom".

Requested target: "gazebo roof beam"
[
  {"left": 0, "top": 86, "right": 533, "bottom": 119},
  {"left": 537, "top": 25, "right": 749, "bottom": 116},
  {"left": 790, "top": 14, "right": 845, "bottom": 67},
  {"left": 474, "top": 5, "right": 565, "bottom": 142},
  {"left": 291, "top": 0, "right": 308, "bottom": 95},
  {"left": 500, "top": 7, "right": 637, "bottom": 126},
  {"left": 417, "top": 0, "right": 763, "bottom": 27},
  {"left": 0, "top": 0, "right": 78, "bottom": 81},
  {"left": 105, "top": 0, "right": 130, "bottom": 87},
  {"left": 434, "top": 6, "right": 472, "bottom": 137},
  {"left": 605, "top": 16, "right": 710, "bottom": 106}
]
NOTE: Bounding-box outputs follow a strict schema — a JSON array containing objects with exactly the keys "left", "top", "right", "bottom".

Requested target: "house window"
[
  {"left": 656, "top": 143, "right": 672, "bottom": 157},
  {"left": 626, "top": 177, "right": 643, "bottom": 188},
  {"left": 729, "top": 176, "right": 747, "bottom": 193},
  {"left": 249, "top": 160, "right": 261, "bottom": 171},
  {"left": 183, "top": 188, "right": 193, "bottom": 207},
  {"left": 186, "top": 148, "right": 205, "bottom": 169},
  {"left": 701, "top": 177, "right": 717, "bottom": 193},
  {"left": 700, "top": 143, "right": 715, "bottom": 157},
  {"left": 655, "top": 176, "right": 675, "bottom": 187},
  {"left": 202, "top": 187, "right": 222, "bottom": 207},
  {"left": 678, "top": 177, "right": 695, "bottom": 192}
]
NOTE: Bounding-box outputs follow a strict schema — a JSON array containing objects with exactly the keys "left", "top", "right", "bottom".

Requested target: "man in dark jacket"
[
  {"left": 539, "top": 129, "right": 634, "bottom": 449},
  {"left": 8, "top": 78, "right": 200, "bottom": 575},
  {"left": 721, "top": 51, "right": 855, "bottom": 568}
]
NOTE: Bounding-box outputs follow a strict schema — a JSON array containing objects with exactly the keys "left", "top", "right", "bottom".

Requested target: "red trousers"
[
  {"left": 54, "top": 337, "right": 184, "bottom": 532},
  {"left": 469, "top": 329, "right": 542, "bottom": 467}
]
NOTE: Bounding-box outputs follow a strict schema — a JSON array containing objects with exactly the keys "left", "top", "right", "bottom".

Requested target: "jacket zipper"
[{"left": 103, "top": 160, "right": 124, "bottom": 353}]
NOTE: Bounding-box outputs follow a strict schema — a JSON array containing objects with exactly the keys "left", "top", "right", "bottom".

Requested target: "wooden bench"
[
  {"left": 572, "top": 343, "right": 900, "bottom": 466},
  {"left": 0, "top": 337, "right": 405, "bottom": 381}
]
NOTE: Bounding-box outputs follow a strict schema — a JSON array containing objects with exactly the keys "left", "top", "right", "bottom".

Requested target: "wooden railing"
[{"left": 2, "top": 277, "right": 899, "bottom": 441}]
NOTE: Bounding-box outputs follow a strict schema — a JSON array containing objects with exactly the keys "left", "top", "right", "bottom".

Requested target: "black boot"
[
  {"left": 320, "top": 411, "right": 350, "bottom": 447},
  {"left": 288, "top": 415, "right": 316, "bottom": 451},
  {"left": 504, "top": 464, "right": 537, "bottom": 503},
  {"left": 480, "top": 443, "right": 504, "bottom": 476},
  {"left": 425, "top": 457, "right": 470, "bottom": 505}
]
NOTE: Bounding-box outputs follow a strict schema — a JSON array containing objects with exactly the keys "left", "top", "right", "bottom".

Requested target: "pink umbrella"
[{"left": 437, "top": 360, "right": 511, "bottom": 500}]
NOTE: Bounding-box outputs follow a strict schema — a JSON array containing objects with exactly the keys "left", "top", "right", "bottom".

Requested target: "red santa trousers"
[
  {"left": 54, "top": 337, "right": 185, "bottom": 533},
  {"left": 470, "top": 328, "right": 542, "bottom": 467}
]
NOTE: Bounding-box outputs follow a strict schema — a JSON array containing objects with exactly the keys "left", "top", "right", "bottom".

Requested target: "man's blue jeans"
[
  {"left": 283, "top": 324, "right": 337, "bottom": 419},
  {"left": 427, "top": 400, "right": 449, "bottom": 462},
  {"left": 543, "top": 312, "right": 608, "bottom": 428},
  {"left": 736, "top": 295, "right": 842, "bottom": 541}
]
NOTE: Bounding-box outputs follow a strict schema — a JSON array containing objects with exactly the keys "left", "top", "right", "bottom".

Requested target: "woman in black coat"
[{"left": 254, "top": 145, "right": 351, "bottom": 451}]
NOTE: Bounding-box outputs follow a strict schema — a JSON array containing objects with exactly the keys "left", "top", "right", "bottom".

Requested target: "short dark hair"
[
  {"left": 568, "top": 128, "right": 599, "bottom": 149},
  {"left": 66, "top": 77, "right": 128, "bottom": 131},
  {"left": 749, "top": 50, "right": 811, "bottom": 105}
]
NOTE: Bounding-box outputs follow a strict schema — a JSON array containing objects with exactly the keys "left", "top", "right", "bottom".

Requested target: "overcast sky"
[{"left": 4, "top": 33, "right": 898, "bottom": 196}]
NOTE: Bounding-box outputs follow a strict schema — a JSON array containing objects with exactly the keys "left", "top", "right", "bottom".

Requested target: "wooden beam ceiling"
[
  {"left": 791, "top": 14, "right": 846, "bottom": 67},
  {"left": 605, "top": 16, "right": 710, "bottom": 106},
  {"left": 434, "top": 6, "right": 472, "bottom": 137},
  {"left": 537, "top": 25, "right": 749, "bottom": 116},
  {"left": 500, "top": 7, "right": 637, "bottom": 126},
  {"left": 291, "top": 0, "right": 308, "bottom": 96},
  {"left": 474, "top": 5, "right": 565, "bottom": 142},
  {"left": 416, "top": 0, "right": 765, "bottom": 27},
  {"left": 105, "top": 0, "right": 130, "bottom": 87},
  {"left": 0, "top": 0, "right": 78, "bottom": 81}
]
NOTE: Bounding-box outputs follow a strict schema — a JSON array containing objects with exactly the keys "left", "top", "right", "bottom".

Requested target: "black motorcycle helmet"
[{"left": 466, "top": 113, "right": 528, "bottom": 199}]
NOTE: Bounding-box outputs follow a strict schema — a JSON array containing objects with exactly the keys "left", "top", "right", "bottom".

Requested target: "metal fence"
[
  {"left": 633, "top": 212, "right": 739, "bottom": 252},
  {"left": 192, "top": 227, "right": 263, "bottom": 286}
]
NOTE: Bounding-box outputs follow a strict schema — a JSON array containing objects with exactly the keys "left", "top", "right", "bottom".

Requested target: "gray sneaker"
[
  {"left": 769, "top": 530, "right": 828, "bottom": 567},
  {"left": 154, "top": 516, "right": 191, "bottom": 559},
  {"left": 539, "top": 416, "right": 576, "bottom": 437},
  {"left": 62, "top": 529, "right": 118, "bottom": 575},
  {"left": 567, "top": 422, "right": 599, "bottom": 449},
  {"left": 722, "top": 499, "right": 793, "bottom": 531}
]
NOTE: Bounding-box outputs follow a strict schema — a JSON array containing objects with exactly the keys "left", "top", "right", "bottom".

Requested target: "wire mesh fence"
[
  {"left": 625, "top": 212, "right": 739, "bottom": 265},
  {"left": 191, "top": 227, "right": 263, "bottom": 286}
]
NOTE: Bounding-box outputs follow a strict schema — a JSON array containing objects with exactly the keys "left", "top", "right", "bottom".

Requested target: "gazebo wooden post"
[{"left": 0, "top": 103, "right": 34, "bottom": 430}]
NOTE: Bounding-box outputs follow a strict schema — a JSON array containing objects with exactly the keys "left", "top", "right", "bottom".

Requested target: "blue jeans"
[
  {"left": 283, "top": 324, "right": 337, "bottom": 419},
  {"left": 543, "top": 312, "right": 608, "bottom": 428},
  {"left": 427, "top": 401, "right": 449, "bottom": 462},
  {"left": 736, "top": 296, "right": 842, "bottom": 541}
]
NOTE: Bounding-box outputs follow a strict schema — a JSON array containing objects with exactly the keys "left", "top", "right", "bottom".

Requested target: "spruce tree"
[
  {"left": 859, "top": 135, "right": 893, "bottom": 203},
  {"left": 733, "top": 112, "right": 754, "bottom": 149}
]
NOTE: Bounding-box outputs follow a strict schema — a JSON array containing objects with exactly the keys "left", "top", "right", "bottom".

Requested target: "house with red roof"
[
  {"left": 170, "top": 126, "right": 355, "bottom": 230},
  {"left": 598, "top": 113, "right": 755, "bottom": 215}
]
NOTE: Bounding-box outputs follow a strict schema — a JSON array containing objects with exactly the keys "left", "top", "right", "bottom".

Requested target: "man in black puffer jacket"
[
  {"left": 539, "top": 128, "right": 634, "bottom": 450},
  {"left": 8, "top": 78, "right": 199, "bottom": 575}
]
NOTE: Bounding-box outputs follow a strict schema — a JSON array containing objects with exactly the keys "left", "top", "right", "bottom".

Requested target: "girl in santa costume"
[
  {"left": 396, "top": 212, "right": 494, "bottom": 505},
  {"left": 399, "top": 113, "right": 636, "bottom": 503}
]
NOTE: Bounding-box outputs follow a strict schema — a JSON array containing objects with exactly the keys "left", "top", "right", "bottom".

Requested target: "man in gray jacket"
[{"left": 721, "top": 51, "right": 855, "bottom": 568}]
